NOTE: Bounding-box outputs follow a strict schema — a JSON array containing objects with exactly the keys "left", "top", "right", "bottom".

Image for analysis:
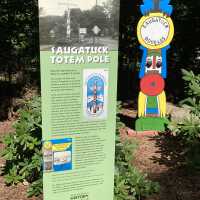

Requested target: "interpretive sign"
[{"left": 38, "top": 0, "right": 119, "bottom": 200}]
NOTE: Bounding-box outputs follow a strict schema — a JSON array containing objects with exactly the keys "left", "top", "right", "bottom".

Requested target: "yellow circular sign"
[{"left": 137, "top": 12, "right": 174, "bottom": 49}]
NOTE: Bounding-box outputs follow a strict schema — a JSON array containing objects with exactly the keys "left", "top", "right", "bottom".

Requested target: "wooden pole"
[{"left": 153, "top": 0, "right": 160, "bottom": 11}]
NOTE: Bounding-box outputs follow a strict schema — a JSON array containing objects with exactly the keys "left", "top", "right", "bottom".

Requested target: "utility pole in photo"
[
  {"left": 92, "top": 0, "right": 102, "bottom": 45},
  {"left": 58, "top": 1, "right": 78, "bottom": 42}
]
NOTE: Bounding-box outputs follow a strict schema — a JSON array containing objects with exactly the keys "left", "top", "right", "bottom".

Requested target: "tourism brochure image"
[
  {"left": 43, "top": 138, "right": 72, "bottom": 172},
  {"left": 38, "top": 0, "right": 120, "bottom": 199}
]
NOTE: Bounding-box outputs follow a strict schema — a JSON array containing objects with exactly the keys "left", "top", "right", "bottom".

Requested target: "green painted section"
[
  {"left": 135, "top": 117, "right": 169, "bottom": 132},
  {"left": 146, "top": 96, "right": 158, "bottom": 108}
]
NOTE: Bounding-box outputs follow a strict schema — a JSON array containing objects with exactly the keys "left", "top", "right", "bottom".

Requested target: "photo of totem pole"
[
  {"left": 83, "top": 69, "right": 108, "bottom": 120},
  {"left": 87, "top": 77, "right": 104, "bottom": 115},
  {"left": 136, "top": 0, "right": 174, "bottom": 131}
]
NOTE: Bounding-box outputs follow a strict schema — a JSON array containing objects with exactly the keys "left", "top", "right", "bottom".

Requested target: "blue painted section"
[
  {"left": 139, "top": 45, "right": 148, "bottom": 79},
  {"left": 140, "top": 0, "right": 173, "bottom": 16},
  {"left": 140, "top": 0, "right": 154, "bottom": 15},
  {"left": 161, "top": 45, "right": 170, "bottom": 78},
  {"left": 160, "top": 0, "right": 173, "bottom": 16},
  {"left": 146, "top": 108, "right": 159, "bottom": 114}
]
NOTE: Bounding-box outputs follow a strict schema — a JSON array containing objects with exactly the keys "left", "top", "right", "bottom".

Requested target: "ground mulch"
[
  {"left": 122, "top": 128, "right": 200, "bottom": 200},
  {"left": 120, "top": 102, "right": 200, "bottom": 200},
  {"left": 0, "top": 105, "right": 200, "bottom": 200}
]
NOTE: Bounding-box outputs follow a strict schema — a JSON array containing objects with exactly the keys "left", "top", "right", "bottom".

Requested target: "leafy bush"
[
  {"left": 114, "top": 102, "right": 159, "bottom": 200},
  {"left": 1, "top": 96, "right": 43, "bottom": 197},
  {"left": 181, "top": 69, "right": 200, "bottom": 117},
  {"left": 2, "top": 99, "right": 159, "bottom": 198},
  {"left": 168, "top": 69, "right": 200, "bottom": 169}
]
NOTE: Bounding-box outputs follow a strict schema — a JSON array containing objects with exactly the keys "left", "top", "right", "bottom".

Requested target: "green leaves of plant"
[
  {"left": 168, "top": 69, "right": 200, "bottom": 170},
  {"left": 114, "top": 102, "right": 159, "bottom": 200},
  {"left": 2, "top": 99, "right": 160, "bottom": 199},
  {"left": 2, "top": 96, "right": 42, "bottom": 196}
]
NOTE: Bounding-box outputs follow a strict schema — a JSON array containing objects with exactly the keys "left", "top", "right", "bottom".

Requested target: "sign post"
[
  {"left": 92, "top": 25, "right": 101, "bottom": 45},
  {"left": 38, "top": 0, "right": 120, "bottom": 200},
  {"left": 79, "top": 28, "right": 87, "bottom": 42}
]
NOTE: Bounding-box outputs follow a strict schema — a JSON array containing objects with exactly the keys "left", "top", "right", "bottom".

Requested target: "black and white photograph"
[{"left": 39, "top": 0, "right": 119, "bottom": 50}]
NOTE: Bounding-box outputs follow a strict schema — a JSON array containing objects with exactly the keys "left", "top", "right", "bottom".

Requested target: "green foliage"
[
  {"left": 1, "top": 96, "right": 42, "bottom": 196},
  {"left": 170, "top": 69, "right": 200, "bottom": 142},
  {"left": 181, "top": 69, "right": 200, "bottom": 117},
  {"left": 27, "top": 177, "right": 43, "bottom": 197},
  {"left": 114, "top": 102, "right": 159, "bottom": 200},
  {"left": 0, "top": 0, "right": 39, "bottom": 85},
  {"left": 2, "top": 99, "right": 160, "bottom": 198},
  {"left": 168, "top": 70, "right": 200, "bottom": 169}
]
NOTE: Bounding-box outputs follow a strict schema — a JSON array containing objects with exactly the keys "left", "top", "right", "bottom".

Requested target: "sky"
[{"left": 39, "top": 0, "right": 107, "bottom": 16}]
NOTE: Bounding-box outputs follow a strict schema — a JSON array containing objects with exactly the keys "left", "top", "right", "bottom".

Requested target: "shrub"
[
  {"left": 114, "top": 102, "right": 159, "bottom": 200},
  {"left": 2, "top": 99, "right": 159, "bottom": 198},
  {"left": 1, "top": 96, "right": 43, "bottom": 197},
  {"left": 181, "top": 69, "right": 200, "bottom": 117},
  {"left": 168, "top": 69, "right": 200, "bottom": 169}
]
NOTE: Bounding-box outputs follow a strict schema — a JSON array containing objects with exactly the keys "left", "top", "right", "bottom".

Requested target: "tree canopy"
[
  {"left": 0, "top": 0, "right": 199, "bottom": 103},
  {"left": 118, "top": 0, "right": 200, "bottom": 102}
]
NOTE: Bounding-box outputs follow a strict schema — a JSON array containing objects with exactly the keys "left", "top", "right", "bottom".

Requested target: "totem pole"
[{"left": 136, "top": 0, "right": 174, "bottom": 131}]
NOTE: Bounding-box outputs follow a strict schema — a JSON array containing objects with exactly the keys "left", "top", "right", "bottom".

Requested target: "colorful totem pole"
[{"left": 136, "top": 0, "right": 174, "bottom": 131}]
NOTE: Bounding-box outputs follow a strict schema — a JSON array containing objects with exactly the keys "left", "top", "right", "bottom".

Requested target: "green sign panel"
[{"left": 38, "top": 1, "right": 119, "bottom": 199}]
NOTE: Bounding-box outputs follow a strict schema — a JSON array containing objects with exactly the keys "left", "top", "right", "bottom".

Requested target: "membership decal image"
[
  {"left": 83, "top": 69, "right": 108, "bottom": 119},
  {"left": 43, "top": 138, "right": 72, "bottom": 172}
]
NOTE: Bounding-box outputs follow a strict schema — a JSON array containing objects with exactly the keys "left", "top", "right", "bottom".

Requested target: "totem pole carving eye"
[
  {"left": 156, "top": 56, "right": 162, "bottom": 68},
  {"left": 156, "top": 61, "right": 162, "bottom": 68},
  {"left": 146, "top": 57, "right": 153, "bottom": 68},
  {"left": 146, "top": 61, "right": 152, "bottom": 68}
]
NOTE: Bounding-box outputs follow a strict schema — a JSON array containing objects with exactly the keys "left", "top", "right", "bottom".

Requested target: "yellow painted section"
[
  {"left": 138, "top": 92, "right": 147, "bottom": 117},
  {"left": 52, "top": 143, "right": 72, "bottom": 151},
  {"left": 158, "top": 91, "right": 166, "bottom": 117},
  {"left": 137, "top": 12, "right": 174, "bottom": 49},
  {"left": 138, "top": 91, "right": 166, "bottom": 117}
]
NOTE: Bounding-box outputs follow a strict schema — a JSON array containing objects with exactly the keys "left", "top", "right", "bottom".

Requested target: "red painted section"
[
  {"left": 152, "top": 56, "right": 156, "bottom": 69},
  {"left": 140, "top": 74, "right": 165, "bottom": 96}
]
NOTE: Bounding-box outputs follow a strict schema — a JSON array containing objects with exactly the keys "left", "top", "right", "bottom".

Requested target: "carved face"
[{"left": 145, "top": 55, "right": 162, "bottom": 74}]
